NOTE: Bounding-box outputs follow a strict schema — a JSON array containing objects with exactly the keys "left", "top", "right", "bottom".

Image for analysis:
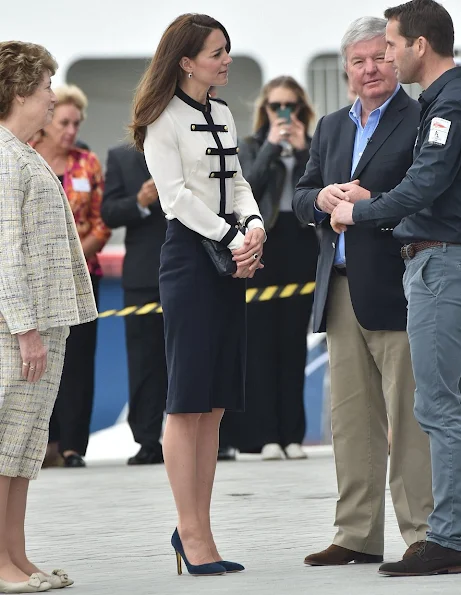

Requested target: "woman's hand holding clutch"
[{"left": 232, "top": 228, "right": 265, "bottom": 279}]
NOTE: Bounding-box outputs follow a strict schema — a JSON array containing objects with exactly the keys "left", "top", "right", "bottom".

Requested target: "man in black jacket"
[
  {"left": 102, "top": 144, "right": 167, "bottom": 465},
  {"left": 293, "top": 16, "right": 432, "bottom": 566},
  {"left": 332, "top": 0, "right": 461, "bottom": 576}
]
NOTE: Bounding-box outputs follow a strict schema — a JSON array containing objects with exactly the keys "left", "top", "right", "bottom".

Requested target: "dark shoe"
[
  {"left": 217, "top": 446, "right": 236, "bottom": 461},
  {"left": 127, "top": 446, "right": 163, "bottom": 465},
  {"left": 63, "top": 453, "right": 86, "bottom": 468},
  {"left": 219, "top": 561, "right": 244, "bottom": 572},
  {"left": 379, "top": 541, "right": 461, "bottom": 576},
  {"left": 304, "top": 544, "right": 383, "bottom": 566},
  {"left": 403, "top": 540, "right": 426, "bottom": 559},
  {"left": 171, "top": 528, "right": 226, "bottom": 576}
]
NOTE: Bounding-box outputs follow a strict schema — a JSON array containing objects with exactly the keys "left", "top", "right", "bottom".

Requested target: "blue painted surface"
[
  {"left": 92, "top": 278, "right": 328, "bottom": 443},
  {"left": 92, "top": 278, "right": 128, "bottom": 433},
  {"left": 304, "top": 341, "right": 329, "bottom": 444}
]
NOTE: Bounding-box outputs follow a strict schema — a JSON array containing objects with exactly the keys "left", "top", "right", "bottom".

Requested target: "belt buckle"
[{"left": 401, "top": 244, "right": 415, "bottom": 260}]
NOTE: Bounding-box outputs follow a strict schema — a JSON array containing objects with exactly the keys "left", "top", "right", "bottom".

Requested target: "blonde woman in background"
[
  {"left": 235, "top": 76, "right": 318, "bottom": 460},
  {"left": 32, "top": 85, "right": 110, "bottom": 469}
]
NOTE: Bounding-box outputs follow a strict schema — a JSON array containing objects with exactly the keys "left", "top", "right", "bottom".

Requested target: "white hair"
[{"left": 341, "top": 17, "right": 387, "bottom": 66}]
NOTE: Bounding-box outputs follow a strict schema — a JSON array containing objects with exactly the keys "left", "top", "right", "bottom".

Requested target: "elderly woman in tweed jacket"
[{"left": 0, "top": 41, "right": 97, "bottom": 593}]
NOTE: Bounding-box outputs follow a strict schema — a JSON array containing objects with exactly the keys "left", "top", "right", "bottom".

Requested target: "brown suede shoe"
[
  {"left": 304, "top": 544, "right": 383, "bottom": 566},
  {"left": 379, "top": 541, "right": 461, "bottom": 576},
  {"left": 403, "top": 540, "right": 426, "bottom": 559}
]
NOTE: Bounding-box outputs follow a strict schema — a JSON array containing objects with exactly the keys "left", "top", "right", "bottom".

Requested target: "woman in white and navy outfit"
[{"left": 131, "top": 14, "right": 265, "bottom": 576}]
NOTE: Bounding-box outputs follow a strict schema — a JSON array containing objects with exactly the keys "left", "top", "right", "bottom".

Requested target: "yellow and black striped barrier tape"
[{"left": 98, "top": 281, "right": 316, "bottom": 318}]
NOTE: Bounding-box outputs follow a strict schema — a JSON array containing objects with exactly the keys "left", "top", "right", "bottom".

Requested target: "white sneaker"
[
  {"left": 284, "top": 443, "right": 308, "bottom": 460},
  {"left": 261, "top": 443, "right": 285, "bottom": 460}
]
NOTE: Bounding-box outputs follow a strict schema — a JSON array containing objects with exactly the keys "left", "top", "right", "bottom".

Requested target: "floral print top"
[{"left": 59, "top": 148, "right": 111, "bottom": 276}]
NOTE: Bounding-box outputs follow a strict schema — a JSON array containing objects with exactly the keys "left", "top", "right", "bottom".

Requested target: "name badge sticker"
[
  {"left": 428, "top": 117, "right": 451, "bottom": 146},
  {"left": 71, "top": 177, "right": 91, "bottom": 192}
]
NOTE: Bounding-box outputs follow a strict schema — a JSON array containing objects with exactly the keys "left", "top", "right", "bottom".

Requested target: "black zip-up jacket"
[
  {"left": 238, "top": 125, "right": 311, "bottom": 230},
  {"left": 353, "top": 66, "right": 461, "bottom": 243}
]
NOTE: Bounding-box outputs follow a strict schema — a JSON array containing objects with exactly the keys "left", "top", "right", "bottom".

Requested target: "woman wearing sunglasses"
[{"left": 236, "top": 76, "right": 318, "bottom": 460}]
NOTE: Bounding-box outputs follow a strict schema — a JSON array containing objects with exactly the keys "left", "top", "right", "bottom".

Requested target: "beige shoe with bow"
[
  {"left": 36, "top": 571, "right": 73, "bottom": 590},
  {"left": 0, "top": 572, "right": 51, "bottom": 593}
]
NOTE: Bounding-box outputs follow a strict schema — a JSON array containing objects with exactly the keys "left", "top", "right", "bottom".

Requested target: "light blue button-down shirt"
[{"left": 315, "top": 85, "right": 400, "bottom": 266}]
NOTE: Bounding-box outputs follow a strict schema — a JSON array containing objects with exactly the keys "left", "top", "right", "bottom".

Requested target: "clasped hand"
[
  {"left": 231, "top": 228, "right": 265, "bottom": 279},
  {"left": 316, "top": 180, "right": 370, "bottom": 233}
]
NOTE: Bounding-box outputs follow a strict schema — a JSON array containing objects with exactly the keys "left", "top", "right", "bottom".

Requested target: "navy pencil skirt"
[{"left": 159, "top": 218, "right": 246, "bottom": 414}]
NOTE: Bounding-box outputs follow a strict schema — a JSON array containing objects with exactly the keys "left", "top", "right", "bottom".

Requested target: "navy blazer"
[
  {"left": 293, "top": 88, "right": 420, "bottom": 333},
  {"left": 101, "top": 144, "right": 167, "bottom": 290}
]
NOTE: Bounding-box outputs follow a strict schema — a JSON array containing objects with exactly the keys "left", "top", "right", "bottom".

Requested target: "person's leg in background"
[
  {"left": 234, "top": 300, "right": 279, "bottom": 458},
  {"left": 277, "top": 293, "right": 312, "bottom": 459},
  {"left": 51, "top": 275, "right": 100, "bottom": 468},
  {"left": 42, "top": 409, "right": 61, "bottom": 468},
  {"left": 217, "top": 413, "right": 237, "bottom": 461},
  {"left": 274, "top": 212, "right": 317, "bottom": 459},
  {"left": 124, "top": 287, "right": 167, "bottom": 465},
  {"left": 228, "top": 229, "right": 279, "bottom": 457}
]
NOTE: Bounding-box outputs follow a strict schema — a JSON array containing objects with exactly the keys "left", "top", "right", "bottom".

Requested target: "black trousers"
[
  {"left": 223, "top": 213, "right": 317, "bottom": 451},
  {"left": 124, "top": 288, "right": 167, "bottom": 449},
  {"left": 49, "top": 274, "right": 100, "bottom": 455}
]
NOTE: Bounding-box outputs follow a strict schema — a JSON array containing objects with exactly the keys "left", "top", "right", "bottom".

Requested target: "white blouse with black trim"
[{"left": 143, "top": 88, "right": 264, "bottom": 249}]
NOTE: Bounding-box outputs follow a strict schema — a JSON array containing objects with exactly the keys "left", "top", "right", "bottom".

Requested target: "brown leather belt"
[
  {"left": 401, "top": 241, "right": 453, "bottom": 260},
  {"left": 333, "top": 265, "right": 347, "bottom": 276}
]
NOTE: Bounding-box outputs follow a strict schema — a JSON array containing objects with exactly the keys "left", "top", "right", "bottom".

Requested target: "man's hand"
[
  {"left": 137, "top": 179, "right": 158, "bottom": 208},
  {"left": 232, "top": 228, "right": 265, "bottom": 278},
  {"left": 316, "top": 183, "right": 351, "bottom": 214},
  {"left": 331, "top": 201, "right": 355, "bottom": 234},
  {"left": 335, "top": 181, "right": 371, "bottom": 204},
  {"left": 17, "top": 330, "right": 48, "bottom": 383}
]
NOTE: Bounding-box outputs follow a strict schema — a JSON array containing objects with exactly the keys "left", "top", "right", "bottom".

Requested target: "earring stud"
[{"left": 188, "top": 72, "right": 193, "bottom": 79}]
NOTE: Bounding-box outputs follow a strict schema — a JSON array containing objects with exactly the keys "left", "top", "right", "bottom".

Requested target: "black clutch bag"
[{"left": 201, "top": 238, "right": 237, "bottom": 276}]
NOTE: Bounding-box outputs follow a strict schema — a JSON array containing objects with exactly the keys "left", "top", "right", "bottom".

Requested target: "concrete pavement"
[{"left": 27, "top": 448, "right": 457, "bottom": 595}]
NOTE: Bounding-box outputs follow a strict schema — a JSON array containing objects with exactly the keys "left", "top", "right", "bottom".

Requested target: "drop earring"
[{"left": 188, "top": 72, "right": 193, "bottom": 79}]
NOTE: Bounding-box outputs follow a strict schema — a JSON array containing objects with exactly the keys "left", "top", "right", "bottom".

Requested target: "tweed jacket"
[{"left": 0, "top": 125, "right": 98, "bottom": 334}]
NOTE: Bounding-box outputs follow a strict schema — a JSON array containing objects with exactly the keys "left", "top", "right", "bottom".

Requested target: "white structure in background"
[{"left": 4, "top": 0, "right": 460, "bottom": 165}]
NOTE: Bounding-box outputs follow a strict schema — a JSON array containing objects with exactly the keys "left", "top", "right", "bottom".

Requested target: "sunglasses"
[{"left": 267, "top": 102, "right": 299, "bottom": 112}]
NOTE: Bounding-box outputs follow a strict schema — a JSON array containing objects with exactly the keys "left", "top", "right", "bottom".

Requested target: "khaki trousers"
[{"left": 327, "top": 273, "right": 433, "bottom": 555}]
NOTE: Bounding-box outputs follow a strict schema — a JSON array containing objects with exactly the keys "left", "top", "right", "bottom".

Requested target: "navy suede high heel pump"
[
  {"left": 171, "top": 529, "right": 226, "bottom": 576},
  {"left": 219, "top": 561, "right": 245, "bottom": 572}
]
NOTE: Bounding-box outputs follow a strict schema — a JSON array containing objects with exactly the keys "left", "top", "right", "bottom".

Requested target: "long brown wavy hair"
[
  {"left": 131, "top": 13, "right": 230, "bottom": 151},
  {"left": 252, "top": 76, "right": 315, "bottom": 134}
]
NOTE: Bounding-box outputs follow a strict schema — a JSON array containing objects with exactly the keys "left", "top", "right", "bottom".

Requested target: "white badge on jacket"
[
  {"left": 71, "top": 177, "right": 91, "bottom": 192},
  {"left": 428, "top": 117, "right": 451, "bottom": 146}
]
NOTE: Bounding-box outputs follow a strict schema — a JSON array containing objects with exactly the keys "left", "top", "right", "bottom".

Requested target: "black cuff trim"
[
  {"left": 221, "top": 226, "right": 238, "bottom": 246},
  {"left": 209, "top": 170, "right": 237, "bottom": 179},
  {"left": 244, "top": 215, "right": 263, "bottom": 227},
  {"left": 206, "top": 147, "right": 239, "bottom": 156},
  {"left": 191, "top": 124, "right": 229, "bottom": 132}
]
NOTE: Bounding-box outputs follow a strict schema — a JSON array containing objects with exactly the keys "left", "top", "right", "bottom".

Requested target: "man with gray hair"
[{"left": 293, "top": 16, "right": 433, "bottom": 566}]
